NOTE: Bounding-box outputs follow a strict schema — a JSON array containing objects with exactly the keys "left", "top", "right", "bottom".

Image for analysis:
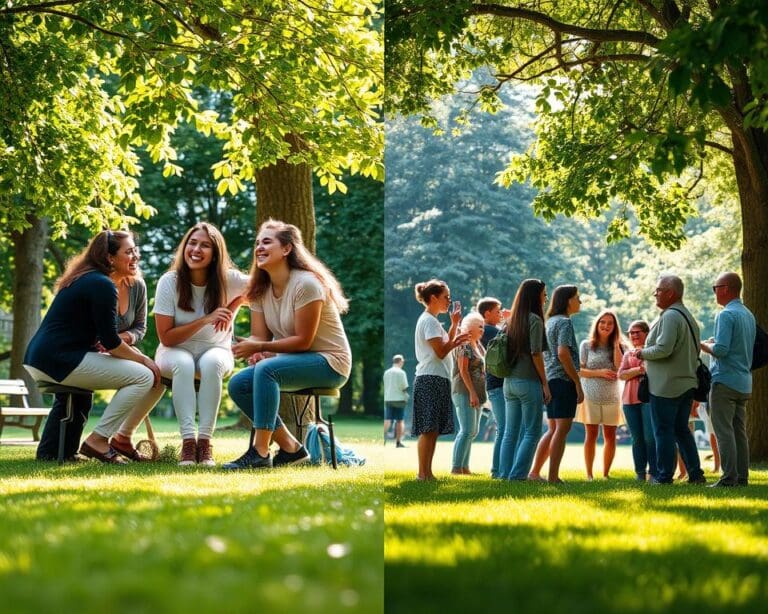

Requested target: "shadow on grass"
[{"left": 386, "top": 521, "right": 768, "bottom": 613}]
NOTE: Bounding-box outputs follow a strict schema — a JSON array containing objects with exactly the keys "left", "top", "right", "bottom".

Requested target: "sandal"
[{"left": 79, "top": 441, "right": 128, "bottom": 464}]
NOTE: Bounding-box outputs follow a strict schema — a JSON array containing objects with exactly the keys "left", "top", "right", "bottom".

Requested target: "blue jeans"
[
  {"left": 649, "top": 389, "right": 703, "bottom": 483},
  {"left": 487, "top": 386, "right": 505, "bottom": 478},
  {"left": 451, "top": 392, "right": 480, "bottom": 470},
  {"left": 623, "top": 402, "right": 657, "bottom": 479},
  {"left": 500, "top": 378, "right": 543, "bottom": 480},
  {"left": 228, "top": 353, "right": 347, "bottom": 430}
]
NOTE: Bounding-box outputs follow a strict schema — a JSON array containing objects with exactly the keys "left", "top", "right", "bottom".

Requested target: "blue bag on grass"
[{"left": 305, "top": 423, "right": 366, "bottom": 467}]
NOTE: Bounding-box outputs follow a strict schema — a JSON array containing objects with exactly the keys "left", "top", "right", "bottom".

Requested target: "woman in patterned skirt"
[{"left": 412, "top": 279, "right": 469, "bottom": 480}]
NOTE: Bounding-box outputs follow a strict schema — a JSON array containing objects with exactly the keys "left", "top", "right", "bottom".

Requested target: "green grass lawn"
[
  {"left": 1, "top": 416, "right": 383, "bottom": 614},
  {"left": 385, "top": 440, "right": 768, "bottom": 613}
]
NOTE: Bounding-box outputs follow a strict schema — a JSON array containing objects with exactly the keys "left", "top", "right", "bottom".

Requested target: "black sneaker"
[
  {"left": 222, "top": 447, "right": 272, "bottom": 470},
  {"left": 273, "top": 445, "right": 310, "bottom": 468},
  {"left": 688, "top": 475, "right": 707, "bottom": 485},
  {"left": 396, "top": 442, "right": 406, "bottom": 448}
]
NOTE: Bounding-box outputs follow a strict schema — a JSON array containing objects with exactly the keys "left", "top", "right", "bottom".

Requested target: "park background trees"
[
  {"left": 386, "top": 0, "right": 768, "bottom": 458},
  {"left": 1, "top": 1, "right": 383, "bottom": 414}
]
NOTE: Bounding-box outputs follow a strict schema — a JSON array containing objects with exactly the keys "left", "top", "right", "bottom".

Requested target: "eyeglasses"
[
  {"left": 712, "top": 285, "right": 728, "bottom": 292},
  {"left": 628, "top": 331, "right": 644, "bottom": 336},
  {"left": 653, "top": 287, "right": 669, "bottom": 295}
]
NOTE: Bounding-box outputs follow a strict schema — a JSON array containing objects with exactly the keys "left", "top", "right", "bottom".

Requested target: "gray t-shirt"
[
  {"left": 544, "top": 315, "right": 580, "bottom": 381},
  {"left": 579, "top": 341, "right": 620, "bottom": 403},
  {"left": 117, "top": 278, "right": 147, "bottom": 344},
  {"left": 509, "top": 313, "right": 544, "bottom": 381}
]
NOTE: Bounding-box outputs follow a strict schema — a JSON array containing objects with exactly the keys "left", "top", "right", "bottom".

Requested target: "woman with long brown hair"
[
  {"left": 575, "top": 310, "right": 626, "bottom": 480},
  {"left": 34, "top": 230, "right": 165, "bottom": 461},
  {"left": 498, "top": 279, "right": 551, "bottom": 481},
  {"left": 224, "top": 220, "right": 351, "bottom": 470},
  {"left": 154, "top": 222, "right": 249, "bottom": 466},
  {"left": 24, "top": 230, "right": 162, "bottom": 463}
]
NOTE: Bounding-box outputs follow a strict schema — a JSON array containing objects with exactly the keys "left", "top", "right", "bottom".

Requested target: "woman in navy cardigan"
[{"left": 24, "top": 231, "right": 162, "bottom": 463}]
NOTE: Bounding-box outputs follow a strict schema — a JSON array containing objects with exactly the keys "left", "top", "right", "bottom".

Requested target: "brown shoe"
[
  {"left": 79, "top": 441, "right": 128, "bottom": 465},
  {"left": 197, "top": 438, "right": 215, "bottom": 466},
  {"left": 110, "top": 437, "right": 150, "bottom": 462},
  {"left": 179, "top": 438, "right": 197, "bottom": 466}
]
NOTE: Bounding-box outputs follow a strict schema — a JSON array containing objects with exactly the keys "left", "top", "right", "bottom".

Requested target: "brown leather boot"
[
  {"left": 179, "top": 438, "right": 197, "bottom": 466},
  {"left": 197, "top": 438, "right": 215, "bottom": 467}
]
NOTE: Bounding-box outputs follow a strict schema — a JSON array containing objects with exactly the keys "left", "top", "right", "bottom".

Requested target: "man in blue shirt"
[{"left": 700, "top": 272, "right": 756, "bottom": 487}]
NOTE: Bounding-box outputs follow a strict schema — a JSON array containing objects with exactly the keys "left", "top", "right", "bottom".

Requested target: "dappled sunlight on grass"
[
  {"left": 1, "top": 420, "right": 383, "bottom": 613},
  {"left": 385, "top": 442, "right": 768, "bottom": 613}
]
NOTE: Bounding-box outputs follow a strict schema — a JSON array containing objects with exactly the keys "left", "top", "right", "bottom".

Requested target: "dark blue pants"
[
  {"left": 649, "top": 389, "right": 703, "bottom": 483},
  {"left": 623, "top": 402, "right": 657, "bottom": 479},
  {"left": 36, "top": 392, "right": 93, "bottom": 460}
]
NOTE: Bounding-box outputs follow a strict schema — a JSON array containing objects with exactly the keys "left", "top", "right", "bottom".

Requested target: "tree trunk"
[
  {"left": 362, "top": 350, "right": 382, "bottom": 414},
  {"left": 235, "top": 133, "right": 316, "bottom": 437},
  {"left": 731, "top": 128, "right": 768, "bottom": 461},
  {"left": 337, "top": 374, "right": 355, "bottom": 415},
  {"left": 10, "top": 216, "right": 49, "bottom": 407},
  {"left": 254, "top": 133, "right": 316, "bottom": 252}
]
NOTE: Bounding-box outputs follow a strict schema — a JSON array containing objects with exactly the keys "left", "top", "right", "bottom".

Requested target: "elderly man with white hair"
[{"left": 632, "top": 275, "right": 706, "bottom": 485}]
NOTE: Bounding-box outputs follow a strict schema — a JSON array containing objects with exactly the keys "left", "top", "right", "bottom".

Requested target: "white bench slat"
[{"left": 1, "top": 407, "right": 51, "bottom": 416}]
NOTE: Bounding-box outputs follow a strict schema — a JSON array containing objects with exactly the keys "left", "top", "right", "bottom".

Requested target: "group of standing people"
[
  {"left": 410, "top": 273, "right": 757, "bottom": 487},
  {"left": 24, "top": 220, "right": 351, "bottom": 469}
]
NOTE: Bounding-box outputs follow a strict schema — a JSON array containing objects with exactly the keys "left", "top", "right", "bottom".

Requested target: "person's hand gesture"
[{"left": 450, "top": 300, "right": 462, "bottom": 327}]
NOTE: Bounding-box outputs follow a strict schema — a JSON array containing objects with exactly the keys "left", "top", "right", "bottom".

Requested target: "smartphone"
[{"left": 453, "top": 300, "right": 461, "bottom": 313}]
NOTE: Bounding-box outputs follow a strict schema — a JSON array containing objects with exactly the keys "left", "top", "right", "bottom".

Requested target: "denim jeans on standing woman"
[
  {"left": 623, "top": 402, "right": 657, "bottom": 480},
  {"left": 228, "top": 352, "right": 347, "bottom": 430},
  {"left": 487, "top": 386, "right": 506, "bottom": 478},
  {"left": 499, "top": 378, "right": 543, "bottom": 480},
  {"left": 451, "top": 391, "right": 480, "bottom": 471}
]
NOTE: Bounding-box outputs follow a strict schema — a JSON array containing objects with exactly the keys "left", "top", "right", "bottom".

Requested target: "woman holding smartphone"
[{"left": 412, "top": 279, "right": 469, "bottom": 481}]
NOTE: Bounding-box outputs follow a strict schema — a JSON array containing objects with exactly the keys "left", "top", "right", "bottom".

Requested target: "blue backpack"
[{"left": 305, "top": 423, "right": 366, "bottom": 467}]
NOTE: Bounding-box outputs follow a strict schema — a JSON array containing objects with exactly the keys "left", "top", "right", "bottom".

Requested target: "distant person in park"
[
  {"left": 499, "top": 279, "right": 551, "bottom": 481},
  {"left": 700, "top": 272, "right": 756, "bottom": 487},
  {"left": 529, "top": 285, "right": 583, "bottom": 484},
  {"left": 411, "top": 279, "right": 469, "bottom": 481},
  {"left": 477, "top": 296, "right": 508, "bottom": 478},
  {"left": 575, "top": 310, "right": 626, "bottom": 480},
  {"left": 618, "top": 320, "right": 657, "bottom": 481},
  {"left": 383, "top": 354, "right": 409, "bottom": 447},
  {"left": 631, "top": 274, "right": 706, "bottom": 485},
  {"left": 24, "top": 230, "right": 162, "bottom": 464},
  {"left": 225, "top": 220, "right": 351, "bottom": 469},
  {"left": 451, "top": 312, "right": 487, "bottom": 475},
  {"left": 35, "top": 230, "right": 165, "bottom": 462},
  {"left": 154, "top": 222, "right": 249, "bottom": 466}
]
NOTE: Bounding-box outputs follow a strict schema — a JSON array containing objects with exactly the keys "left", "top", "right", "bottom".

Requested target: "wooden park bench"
[{"left": 0, "top": 379, "right": 51, "bottom": 443}]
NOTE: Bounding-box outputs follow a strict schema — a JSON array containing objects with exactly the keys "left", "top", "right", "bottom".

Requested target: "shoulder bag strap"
[{"left": 669, "top": 307, "right": 702, "bottom": 364}]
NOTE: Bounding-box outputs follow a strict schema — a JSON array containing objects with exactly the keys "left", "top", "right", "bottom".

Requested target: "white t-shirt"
[
  {"left": 383, "top": 366, "right": 409, "bottom": 402},
  {"left": 414, "top": 311, "right": 451, "bottom": 379},
  {"left": 250, "top": 269, "right": 351, "bottom": 377},
  {"left": 154, "top": 269, "right": 249, "bottom": 355}
]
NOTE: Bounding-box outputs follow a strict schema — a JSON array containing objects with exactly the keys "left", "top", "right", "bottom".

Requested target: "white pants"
[
  {"left": 25, "top": 353, "right": 164, "bottom": 438},
  {"left": 155, "top": 345, "right": 233, "bottom": 439}
]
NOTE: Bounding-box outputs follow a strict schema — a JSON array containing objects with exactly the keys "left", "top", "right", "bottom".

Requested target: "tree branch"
[
  {"left": 0, "top": 1, "right": 86, "bottom": 15},
  {"left": 469, "top": 3, "right": 661, "bottom": 47}
]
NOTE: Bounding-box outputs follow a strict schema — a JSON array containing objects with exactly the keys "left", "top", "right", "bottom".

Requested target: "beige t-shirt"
[{"left": 250, "top": 270, "right": 351, "bottom": 377}]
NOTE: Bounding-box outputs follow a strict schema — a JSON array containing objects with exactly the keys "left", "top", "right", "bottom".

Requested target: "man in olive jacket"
[{"left": 632, "top": 275, "right": 706, "bottom": 485}]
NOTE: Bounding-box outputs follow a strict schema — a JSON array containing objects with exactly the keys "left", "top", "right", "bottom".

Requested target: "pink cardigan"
[{"left": 618, "top": 351, "right": 645, "bottom": 405}]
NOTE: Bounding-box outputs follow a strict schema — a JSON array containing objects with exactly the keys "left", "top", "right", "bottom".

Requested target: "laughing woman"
[
  {"left": 224, "top": 220, "right": 351, "bottom": 470},
  {"left": 24, "top": 231, "right": 162, "bottom": 463},
  {"left": 34, "top": 231, "right": 164, "bottom": 461},
  {"left": 154, "top": 223, "right": 249, "bottom": 466}
]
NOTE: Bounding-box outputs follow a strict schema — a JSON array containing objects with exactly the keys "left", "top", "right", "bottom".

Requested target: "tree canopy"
[{"left": 1, "top": 0, "right": 383, "bottom": 235}]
